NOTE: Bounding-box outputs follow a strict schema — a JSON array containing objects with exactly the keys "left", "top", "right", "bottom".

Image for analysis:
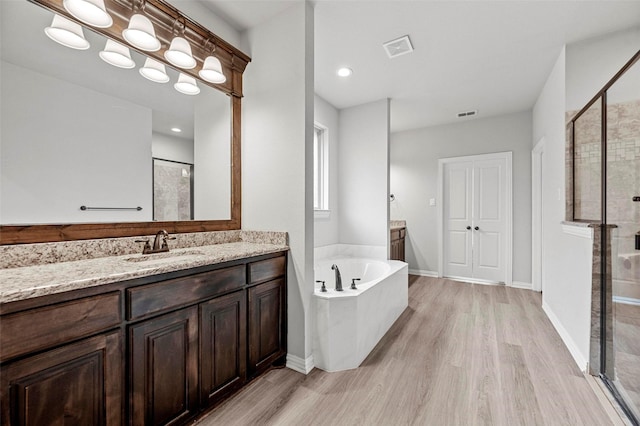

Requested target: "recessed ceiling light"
[
  {"left": 171, "top": 127, "right": 182, "bottom": 133},
  {"left": 337, "top": 67, "right": 353, "bottom": 77}
]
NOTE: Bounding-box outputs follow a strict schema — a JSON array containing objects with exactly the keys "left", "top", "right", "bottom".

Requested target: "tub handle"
[
  {"left": 351, "top": 278, "right": 361, "bottom": 290},
  {"left": 316, "top": 280, "right": 327, "bottom": 292}
]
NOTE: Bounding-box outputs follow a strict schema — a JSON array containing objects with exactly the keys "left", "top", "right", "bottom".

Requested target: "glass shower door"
[{"left": 604, "top": 57, "right": 640, "bottom": 423}]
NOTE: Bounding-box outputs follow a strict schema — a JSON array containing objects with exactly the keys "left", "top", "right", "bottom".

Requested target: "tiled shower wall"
[
  {"left": 607, "top": 99, "right": 640, "bottom": 299},
  {"left": 570, "top": 99, "right": 640, "bottom": 299}
]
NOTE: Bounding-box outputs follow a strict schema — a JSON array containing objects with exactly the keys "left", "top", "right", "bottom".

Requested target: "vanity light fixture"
[
  {"left": 123, "top": 14, "right": 160, "bottom": 52},
  {"left": 99, "top": 39, "right": 135, "bottom": 69},
  {"left": 139, "top": 58, "right": 170, "bottom": 83},
  {"left": 337, "top": 67, "right": 353, "bottom": 77},
  {"left": 199, "top": 56, "right": 226, "bottom": 84},
  {"left": 174, "top": 73, "right": 200, "bottom": 95},
  {"left": 165, "top": 36, "right": 196, "bottom": 69},
  {"left": 63, "top": 0, "right": 112, "bottom": 28},
  {"left": 44, "top": 14, "right": 90, "bottom": 50}
]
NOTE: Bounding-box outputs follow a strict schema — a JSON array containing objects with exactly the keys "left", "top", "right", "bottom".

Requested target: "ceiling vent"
[
  {"left": 383, "top": 35, "right": 413, "bottom": 59},
  {"left": 457, "top": 110, "right": 478, "bottom": 118}
]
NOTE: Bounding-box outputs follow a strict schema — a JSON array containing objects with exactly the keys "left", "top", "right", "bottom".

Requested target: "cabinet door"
[
  {"left": 200, "top": 290, "right": 246, "bottom": 408},
  {"left": 248, "top": 279, "right": 286, "bottom": 376},
  {"left": 0, "top": 331, "right": 123, "bottom": 426},
  {"left": 129, "top": 307, "right": 198, "bottom": 426}
]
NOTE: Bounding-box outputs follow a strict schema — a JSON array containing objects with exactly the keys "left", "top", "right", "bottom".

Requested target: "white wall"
[
  {"left": 338, "top": 99, "right": 390, "bottom": 249},
  {"left": 1, "top": 61, "right": 151, "bottom": 224},
  {"left": 172, "top": 0, "right": 243, "bottom": 52},
  {"left": 242, "top": 2, "right": 315, "bottom": 368},
  {"left": 194, "top": 88, "right": 231, "bottom": 220},
  {"left": 566, "top": 27, "right": 640, "bottom": 112},
  {"left": 152, "top": 132, "right": 194, "bottom": 164},
  {"left": 314, "top": 94, "right": 340, "bottom": 248},
  {"left": 391, "top": 111, "right": 532, "bottom": 284},
  {"left": 533, "top": 47, "right": 592, "bottom": 371}
]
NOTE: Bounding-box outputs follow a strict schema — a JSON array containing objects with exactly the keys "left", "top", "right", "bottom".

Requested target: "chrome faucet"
[
  {"left": 331, "top": 264, "right": 343, "bottom": 291},
  {"left": 135, "top": 230, "right": 176, "bottom": 254}
]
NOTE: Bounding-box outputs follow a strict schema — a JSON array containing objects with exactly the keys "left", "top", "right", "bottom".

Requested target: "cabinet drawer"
[
  {"left": 248, "top": 255, "right": 286, "bottom": 284},
  {"left": 127, "top": 265, "right": 245, "bottom": 320},
  {"left": 0, "top": 292, "right": 121, "bottom": 362}
]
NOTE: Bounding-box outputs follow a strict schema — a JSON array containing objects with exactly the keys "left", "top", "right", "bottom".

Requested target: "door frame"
[
  {"left": 532, "top": 138, "right": 545, "bottom": 292},
  {"left": 437, "top": 151, "right": 513, "bottom": 285}
]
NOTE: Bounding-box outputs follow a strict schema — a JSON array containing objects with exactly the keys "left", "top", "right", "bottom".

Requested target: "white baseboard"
[
  {"left": 408, "top": 269, "right": 438, "bottom": 277},
  {"left": 542, "top": 301, "right": 588, "bottom": 372},
  {"left": 286, "top": 354, "right": 314, "bottom": 375},
  {"left": 511, "top": 281, "right": 532, "bottom": 290}
]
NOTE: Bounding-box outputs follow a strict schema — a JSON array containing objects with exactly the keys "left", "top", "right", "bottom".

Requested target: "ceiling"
[{"left": 202, "top": 1, "right": 640, "bottom": 132}]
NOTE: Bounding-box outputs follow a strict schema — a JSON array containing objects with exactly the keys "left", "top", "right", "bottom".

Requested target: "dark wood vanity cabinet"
[
  {"left": 199, "top": 290, "right": 247, "bottom": 407},
  {"left": 390, "top": 227, "right": 406, "bottom": 262},
  {"left": 0, "top": 251, "right": 287, "bottom": 426},
  {"left": 0, "top": 331, "right": 124, "bottom": 426},
  {"left": 129, "top": 307, "right": 199, "bottom": 426}
]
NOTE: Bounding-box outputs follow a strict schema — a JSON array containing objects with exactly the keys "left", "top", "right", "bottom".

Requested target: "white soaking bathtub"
[{"left": 313, "top": 258, "right": 408, "bottom": 372}]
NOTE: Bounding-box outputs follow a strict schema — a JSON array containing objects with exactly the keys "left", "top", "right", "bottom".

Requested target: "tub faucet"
[{"left": 331, "top": 264, "right": 343, "bottom": 291}]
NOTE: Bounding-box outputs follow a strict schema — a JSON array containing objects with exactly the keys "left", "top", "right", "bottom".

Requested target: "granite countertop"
[
  {"left": 0, "top": 241, "right": 288, "bottom": 304},
  {"left": 390, "top": 220, "right": 406, "bottom": 231}
]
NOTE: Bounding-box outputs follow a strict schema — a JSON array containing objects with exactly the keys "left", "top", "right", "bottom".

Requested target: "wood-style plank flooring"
[{"left": 196, "top": 276, "right": 613, "bottom": 425}]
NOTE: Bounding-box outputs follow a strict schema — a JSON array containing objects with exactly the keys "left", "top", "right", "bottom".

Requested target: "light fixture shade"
[
  {"left": 99, "top": 39, "right": 135, "bottom": 69},
  {"left": 164, "top": 37, "right": 196, "bottom": 69},
  {"left": 174, "top": 73, "right": 200, "bottom": 95},
  {"left": 139, "top": 58, "right": 169, "bottom": 83},
  {"left": 44, "top": 14, "right": 90, "bottom": 50},
  {"left": 199, "top": 56, "right": 226, "bottom": 84},
  {"left": 123, "top": 14, "right": 160, "bottom": 52},
  {"left": 63, "top": 0, "right": 112, "bottom": 28}
]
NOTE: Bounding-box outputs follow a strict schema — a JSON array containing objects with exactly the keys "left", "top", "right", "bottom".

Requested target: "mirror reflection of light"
[
  {"left": 139, "top": 58, "right": 170, "bottom": 83},
  {"left": 171, "top": 127, "right": 182, "bottom": 133},
  {"left": 99, "top": 39, "right": 135, "bottom": 69},
  {"left": 174, "top": 73, "right": 200, "bottom": 95}
]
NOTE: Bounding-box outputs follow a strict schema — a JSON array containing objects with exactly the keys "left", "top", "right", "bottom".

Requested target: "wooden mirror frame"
[{"left": 0, "top": 0, "right": 250, "bottom": 245}]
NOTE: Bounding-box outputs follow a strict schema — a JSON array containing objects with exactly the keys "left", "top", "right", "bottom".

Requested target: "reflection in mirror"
[
  {"left": 0, "top": 0, "right": 231, "bottom": 225},
  {"left": 153, "top": 158, "right": 193, "bottom": 221}
]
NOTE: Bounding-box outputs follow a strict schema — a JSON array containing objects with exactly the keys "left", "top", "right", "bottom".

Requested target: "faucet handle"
[
  {"left": 351, "top": 278, "right": 361, "bottom": 290},
  {"left": 135, "top": 239, "right": 151, "bottom": 254},
  {"left": 316, "top": 280, "right": 327, "bottom": 292}
]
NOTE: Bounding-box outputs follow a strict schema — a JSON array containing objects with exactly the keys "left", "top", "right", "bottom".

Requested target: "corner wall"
[
  {"left": 241, "top": 3, "right": 314, "bottom": 370},
  {"left": 338, "top": 99, "right": 390, "bottom": 249}
]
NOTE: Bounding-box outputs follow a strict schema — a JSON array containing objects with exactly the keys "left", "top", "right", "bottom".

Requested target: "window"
[{"left": 314, "top": 124, "right": 329, "bottom": 214}]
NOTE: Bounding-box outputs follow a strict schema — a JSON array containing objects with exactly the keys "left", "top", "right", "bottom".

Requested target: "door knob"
[
  {"left": 474, "top": 226, "right": 479, "bottom": 231},
  {"left": 466, "top": 226, "right": 471, "bottom": 230}
]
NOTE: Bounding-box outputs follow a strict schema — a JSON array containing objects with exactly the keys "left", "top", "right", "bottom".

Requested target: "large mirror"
[{"left": 0, "top": 0, "right": 248, "bottom": 244}]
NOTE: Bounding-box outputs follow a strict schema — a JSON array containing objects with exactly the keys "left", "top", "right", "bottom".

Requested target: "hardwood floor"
[{"left": 196, "top": 276, "right": 613, "bottom": 425}]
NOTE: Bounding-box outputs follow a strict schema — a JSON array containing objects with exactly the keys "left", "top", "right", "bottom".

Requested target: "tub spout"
[{"left": 331, "top": 264, "right": 343, "bottom": 291}]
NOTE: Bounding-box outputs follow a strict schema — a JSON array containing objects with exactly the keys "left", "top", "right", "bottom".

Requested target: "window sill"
[{"left": 314, "top": 210, "right": 331, "bottom": 220}]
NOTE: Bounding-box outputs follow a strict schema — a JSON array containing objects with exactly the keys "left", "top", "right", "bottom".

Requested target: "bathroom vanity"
[
  {"left": 390, "top": 221, "right": 406, "bottom": 262},
  {"left": 0, "top": 243, "right": 287, "bottom": 425}
]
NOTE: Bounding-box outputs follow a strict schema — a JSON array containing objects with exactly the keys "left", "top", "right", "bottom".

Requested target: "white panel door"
[
  {"left": 473, "top": 158, "right": 506, "bottom": 282},
  {"left": 441, "top": 153, "right": 509, "bottom": 283},
  {"left": 443, "top": 161, "right": 473, "bottom": 278}
]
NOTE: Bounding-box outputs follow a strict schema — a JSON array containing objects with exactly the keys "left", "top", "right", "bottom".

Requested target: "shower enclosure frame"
[{"left": 568, "top": 49, "right": 640, "bottom": 426}]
